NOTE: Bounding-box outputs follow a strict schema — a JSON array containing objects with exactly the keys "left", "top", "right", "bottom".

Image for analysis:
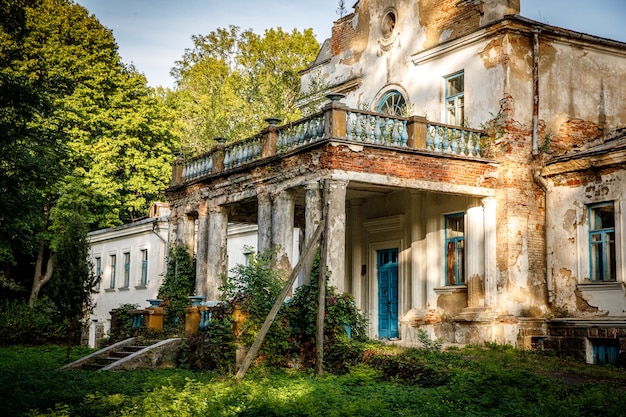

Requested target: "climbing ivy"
[{"left": 158, "top": 245, "right": 196, "bottom": 331}]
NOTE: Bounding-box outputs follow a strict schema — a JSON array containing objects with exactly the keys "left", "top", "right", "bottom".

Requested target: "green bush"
[
  {"left": 204, "top": 249, "right": 369, "bottom": 372},
  {"left": 105, "top": 303, "right": 139, "bottom": 344},
  {"left": 179, "top": 302, "right": 236, "bottom": 374},
  {"left": 0, "top": 297, "right": 67, "bottom": 345}
]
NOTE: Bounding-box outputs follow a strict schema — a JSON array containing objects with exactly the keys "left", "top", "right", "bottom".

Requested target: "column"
[
  {"left": 466, "top": 202, "right": 485, "bottom": 307},
  {"left": 425, "top": 194, "right": 439, "bottom": 309},
  {"left": 350, "top": 199, "right": 364, "bottom": 308},
  {"left": 324, "top": 179, "right": 347, "bottom": 292},
  {"left": 410, "top": 191, "right": 426, "bottom": 310},
  {"left": 271, "top": 189, "right": 295, "bottom": 272},
  {"left": 168, "top": 216, "right": 178, "bottom": 252},
  {"left": 206, "top": 204, "right": 228, "bottom": 301},
  {"left": 182, "top": 213, "right": 196, "bottom": 255},
  {"left": 257, "top": 191, "right": 272, "bottom": 253},
  {"left": 195, "top": 202, "right": 209, "bottom": 297},
  {"left": 483, "top": 197, "right": 497, "bottom": 308},
  {"left": 303, "top": 181, "right": 323, "bottom": 285}
]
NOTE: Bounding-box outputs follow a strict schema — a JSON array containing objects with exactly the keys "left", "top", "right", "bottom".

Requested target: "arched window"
[{"left": 377, "top": 90, "right": 406, "bottom": 116}]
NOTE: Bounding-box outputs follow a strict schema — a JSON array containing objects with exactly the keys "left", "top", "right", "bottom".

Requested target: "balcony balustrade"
[{"left": 172, "top": 102, "right": 487, "bottom": 186}]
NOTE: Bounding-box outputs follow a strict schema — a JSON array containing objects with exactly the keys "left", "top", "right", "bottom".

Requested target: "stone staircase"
[{"left": 59, "top": 336, "right": 183, "bottom": 372}]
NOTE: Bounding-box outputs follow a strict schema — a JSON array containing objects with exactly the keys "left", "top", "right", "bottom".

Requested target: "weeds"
[{"left": 4, "top": 344, "right": 626, "bottom": 416}]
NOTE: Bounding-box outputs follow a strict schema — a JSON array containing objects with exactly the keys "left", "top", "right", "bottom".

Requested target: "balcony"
[{"left": 171, "top": 101, "right": 489, "bottom": 187}]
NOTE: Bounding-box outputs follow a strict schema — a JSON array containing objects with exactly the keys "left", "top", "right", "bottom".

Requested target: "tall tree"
[
  {"left": 45, "top": 212, "right": 98, "bottom": 360},
  {"left": 169, "top": 26, "right": 319, "bottom": 156},
  {"left": 0, "top": 0, "right": 175, "bottom": 304},
  {"left": 0, "top": 0, "right": 66, "bottom": 295}
]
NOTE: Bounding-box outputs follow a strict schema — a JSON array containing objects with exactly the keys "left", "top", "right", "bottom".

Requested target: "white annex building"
[{"left": 87, "top": 203, "right": 299, "bottom": 348}]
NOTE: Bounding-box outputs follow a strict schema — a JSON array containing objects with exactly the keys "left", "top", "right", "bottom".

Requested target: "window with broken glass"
[
  {"left": 445, "top": 213, "right": 465, "bottom": 285},
  {"left": 445, "top": 71, "right": 464, "bottom": 126},
  {"left": 589, "top": 202, "right": 616, "bottom": 282}
]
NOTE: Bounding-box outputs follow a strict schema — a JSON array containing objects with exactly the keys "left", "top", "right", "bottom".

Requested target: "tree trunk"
[{"left": 28, "top": 241, "right": 55, "bottom": 307}]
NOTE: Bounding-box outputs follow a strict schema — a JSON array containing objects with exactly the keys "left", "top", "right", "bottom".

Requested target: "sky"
[{"left": 74, "top": 0, "right": 626, "bottom": 89}]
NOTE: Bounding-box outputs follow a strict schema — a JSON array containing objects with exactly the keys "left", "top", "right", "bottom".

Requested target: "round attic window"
[{"left": 381, "top": 9, "right": 397, "bottom": 39}]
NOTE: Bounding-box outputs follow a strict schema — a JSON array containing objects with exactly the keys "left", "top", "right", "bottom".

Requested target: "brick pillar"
[
  {"left": 206, "top": 204, "right": 228, "bottom": 301},
  {"left": 406, "top": 116, "right": 428, "bottom": 150},
  {"left": 325, "top": 101, "right": 348, "bottom": 139}
]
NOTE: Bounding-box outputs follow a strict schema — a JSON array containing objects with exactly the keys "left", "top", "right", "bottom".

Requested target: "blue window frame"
[
  {"left": 140, "top": 249, "right": 148, "bottom": 286},
  {"left": 445, "top": 71, "right": 464, "bottom": 126},
  {"left": 377, "top": 90, "right": 406, "bottom": 116},
  {"left": 589, "top": 202, "right": 616, "bottom": 282},
  {"left": 445, "top": 213, "right": 465, "bottom": 285},
  {"left": 122, "top": 252, "right": 130, "bottom": 288},
  {"left": 109, "top": 254, "right": 116, "bottom": 289}
]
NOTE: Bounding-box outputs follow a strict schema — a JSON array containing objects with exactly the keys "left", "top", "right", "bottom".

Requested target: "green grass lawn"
[{"left": 2, "top": 344, "right": 626, "bottom": 417}]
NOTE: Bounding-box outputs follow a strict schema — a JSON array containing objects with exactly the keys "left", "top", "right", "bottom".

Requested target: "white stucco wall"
[{"left": 87, "top": 220, "right": 300, "bottom": 347}]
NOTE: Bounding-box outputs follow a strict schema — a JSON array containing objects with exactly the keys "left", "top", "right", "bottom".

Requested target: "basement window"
[
  {"left": 589, "top": 202, "right": 616, "bottom": 282},
  {"left": 591, "top": 339, "right": 620, "bottom": 365},
  {"left": 445, "top": 212, "right": 465, "bottom": 285}
]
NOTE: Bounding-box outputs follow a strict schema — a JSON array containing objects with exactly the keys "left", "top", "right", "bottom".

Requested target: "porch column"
[
  {"left": 350, "top": 199, "right": 364, "bottom": 308},
  {"left": 257, "top": 191, "right": 272, "bottom": 253},
  {"left": 425, "top": 194, "right": 439, "bottom": 309},
  {"left": 182, "top": 213, "right": 196, "bottom": 255},
  {"left": 410, "top": 191, "right": 426, "bottom": 310},
  {"left": 483, "top": 197, "right": 497, "bottom": 308},
  {"left": 206, "top": 204, "right": 228, "bottom": 300},
  {"left": 271, "top": 189, "right": 295, "bottom": 272},
  {"left": 466, "top": 203, "right": 485, "bottom": 307},
  {"left": 324, "top": 179, "right": 347, "bottom": 292},
  {"left": 168, "top": 215, "right": 178, "bottom": 251},
  {"left": 195, "top": 202, "right": 209, "bottom": 296},
  {"left": 303, "top": 181, "right": 323, "bottom": 285}
]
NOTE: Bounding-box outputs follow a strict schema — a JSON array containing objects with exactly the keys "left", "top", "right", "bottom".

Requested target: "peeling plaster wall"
[
  {"left": 547, "top": 169, "right": 626, "bottom": 316},
  {"left": 301, "top": 0, "right": 518, "bottom": 127}
]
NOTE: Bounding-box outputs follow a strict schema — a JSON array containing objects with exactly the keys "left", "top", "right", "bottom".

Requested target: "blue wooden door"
[{"left": 377, "top": 249, "right": 399, "bottom": 339}]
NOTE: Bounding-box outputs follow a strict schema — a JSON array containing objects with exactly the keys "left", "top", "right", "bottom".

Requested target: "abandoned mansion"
[{"left": 162, "top": 0, "right": 626, "bottom": 364}]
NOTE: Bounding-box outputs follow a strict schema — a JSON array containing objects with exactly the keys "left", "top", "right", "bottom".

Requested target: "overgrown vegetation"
[
  {"left": 4, "top": 343, "right": 626, "bottom": 417},
  {"left": 180, "top": 250, "right": 369, "bottom": 372},
  {"left": 158, "top": 245, "right": 196, "bottom": 331},
  {"left": 0, "top": 297, "right": 67, "bottom": 346}
]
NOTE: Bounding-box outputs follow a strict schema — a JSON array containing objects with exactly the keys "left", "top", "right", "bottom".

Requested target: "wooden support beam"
[{"left": 234, "top": 221, "right": 324, "bottom": 381}]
